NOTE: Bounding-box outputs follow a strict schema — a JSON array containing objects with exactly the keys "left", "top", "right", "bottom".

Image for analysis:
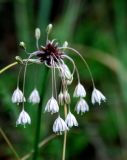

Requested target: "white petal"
[
  {"left": 91, "top": 88, "right": 106, "bottom": 105},
  {"left": 16, "top": 110, "right": 31, "bottom": 126},
  {"left": 45, "top": 97, "right": 59, "bottom": 114},
  {"left": 73, "top": 83, "right": 86, "bottom": 98},
  {"left": 29, "top": 88, "right": 40, "bottom": 104},
  {"left": 53, "top": 116, "right": 69, "bottom": 134},
  {"left": 65, "top": 112, "right": 78, "bottom": 127},
  {"left": 12, "top": 87, "right": 25, "bottom": 104},
  {"left": 75, "top": 98, "right": 89, "bottom": 114}
]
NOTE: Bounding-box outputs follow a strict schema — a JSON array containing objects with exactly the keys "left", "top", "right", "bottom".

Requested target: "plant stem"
[
  {"left": 62, "top": 104, "right": 67, "bottom": 160},
  {"left": 0, "top": 62, "right": 18, "bottom": 74},
  {"left": 32, "top": 101, "right": 43, "bottom": 160},
  {"left": 32, "top": 68, "right": 48, "bottom": 160},
  {"left": 21, "top": 134, "right": 56, "bottom": 160},
  {"left": 0, "top": 128, "right": 20, "bottom": 160}
]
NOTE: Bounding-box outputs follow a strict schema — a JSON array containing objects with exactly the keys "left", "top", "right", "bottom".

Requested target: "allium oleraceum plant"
[{"left": 11, "top": 24, "right": 106, "bottom": 132}]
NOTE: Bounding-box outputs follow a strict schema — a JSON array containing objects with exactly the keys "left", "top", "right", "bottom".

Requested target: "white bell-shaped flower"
[
  {"left": 73, "top": 83, "right": 86, "bottom": 98},
  {"left": 75, "top": 98, "right": 89, "bottom": 114},
  {"left": 28, "top": 88, "right": 40, "bottom": 104},
  {"left": 44, "top": 96, "right": 59, "bottom": 114},
  {"left": 91, "top": 88, "right": 106, "bottom": 105},
  {"left": 16, "top": 109, "right": 31, "bottom": 127},
  {"left": 12, "top": 87, "right": 26, "bottom": 104},
  {"left": 53, "top": 115, "right": 69, "bottom": 134},
  {"left": 65, "top": 111, "right": 78, "bottom": 128}
]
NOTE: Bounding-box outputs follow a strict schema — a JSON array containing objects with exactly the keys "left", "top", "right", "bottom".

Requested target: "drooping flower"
[
  {"left": 65, "top": 111, "right": 78, "bottom": 128},
  {"left": 73, "top": 83, "right": 86, "bottom": 98},
  {"left": 75, "top": 98, "right": 89, "bottom": 114},
  {"left": 44, "top": 97, "right": 59, "bottom": 114},
  {"left": 16, "top": 109, "right": 31, "bottom": 127},
  {"left": 12, "top": 87, "right": 26, "bottom": 104},
  {"left": 28, "top": 88, "right": 40, "bottom": 104},
  {"left": 53, "top": 116, "right": 69, "bottom": 134},
  {"left": 91, "top": 88, "right": 106, "bottom": 105}
]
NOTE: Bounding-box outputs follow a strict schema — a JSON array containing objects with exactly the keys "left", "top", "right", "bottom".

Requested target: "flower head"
[
  {"left": 34, "top": 41, "right": 63, "bottom": 66},
  {"left": 75, "top": 98, "right": 89, "bottom": 114},
  {"left": 11, "top": 25, "right": 106, "bottom": 131},
  {"left": 12, "top": 87, "right": 26, "bottom": 104},
  {"left": 28, "top": 88, "right": 40, "bottom": 104},
  {"left": 16, "top": 110, "right": 31, "bottom": 127},
  {"left": 53, "top": 116, "right": 69, "bottom": 134},
  {"left": 65, "top": 111, "right": 78, "bottom": 128},
  {"left": 91, "top": 88, "right": 106, "bottom": 105},
  {"left": 73, "top": 83, "right": 86, "bottom": 98},
  {"left": 44, "top": 97, "right": 59, "bottom": 114}
]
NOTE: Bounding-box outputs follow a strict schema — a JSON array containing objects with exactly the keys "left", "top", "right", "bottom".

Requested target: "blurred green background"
[{"left": 1, "top": 0, "right": 127, "bottom": 160}]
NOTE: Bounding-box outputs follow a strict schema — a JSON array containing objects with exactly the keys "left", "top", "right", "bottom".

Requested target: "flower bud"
[
  {"left": 15, "top": 56, "right": 23, "bottom": 64},
  {"left": 35, "top": 28, "right": 41, "bottom": 40},
  {"left": 63, "top": 41, "right": 68, "bottom": 48},
  {"left": 46, "top": 24, "right": 53, "bottom": 34},
  {"left": 58, "top": 92, "right": 64, "bottom": 106},
  {"left": 19, "top": 41, "right": 26, "bottom": 49},
  {"left": 63, "top": 90, "right": 71, "bottom": 104}
]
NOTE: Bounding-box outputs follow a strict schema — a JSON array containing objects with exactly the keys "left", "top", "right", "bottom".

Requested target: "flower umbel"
[{"left": 11, "top": 24, "right": 106, "bottom": 133}]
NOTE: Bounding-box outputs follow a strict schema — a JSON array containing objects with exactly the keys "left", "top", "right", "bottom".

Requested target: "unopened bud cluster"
[{"left": 11, "top": 24, "right": 106, "bottom": 133}]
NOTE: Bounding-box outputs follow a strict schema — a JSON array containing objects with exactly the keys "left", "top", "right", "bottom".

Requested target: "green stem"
[
  {"left": 0, "top": 128, "right": 20, "bottom": 160},
  {"left": 32, "top": 101, "right": 43, "bottom": 160},
  {"left": 62, "top": 104, "right": 67, "bottom": 160},
  {"left": 0, "top": 62, "right": 18, "bottom": 74},
  {"left": 32, "top": 68, "right": 48, "bottom": 160}
]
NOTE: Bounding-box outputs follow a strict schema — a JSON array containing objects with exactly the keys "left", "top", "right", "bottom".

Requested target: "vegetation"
[{"left": 1, "top": 0, "right": 127, "bottom": 160}]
